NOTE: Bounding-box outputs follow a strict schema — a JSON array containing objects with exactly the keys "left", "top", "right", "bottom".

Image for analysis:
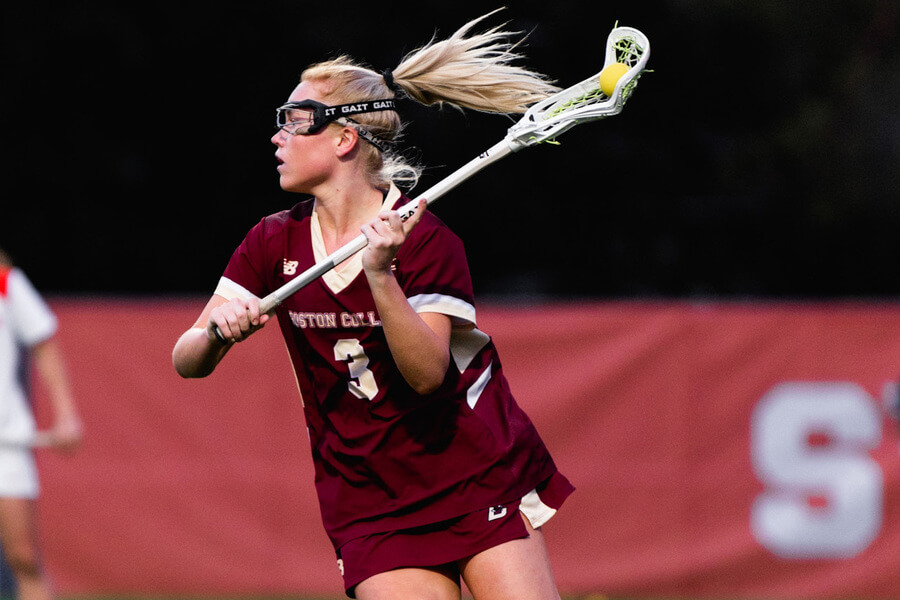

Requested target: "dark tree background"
[{"left": 1, "top": 1, "right": 897, "bottom": 299}]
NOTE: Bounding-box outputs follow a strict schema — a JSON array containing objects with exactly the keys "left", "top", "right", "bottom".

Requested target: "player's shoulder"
[
  {"left": 264, "top": 197, "right": 315, "bottom": 226},
  {"left": 253, "top": 198, "right": 315, "bottom": 236},
  {"left": 286, "top": 197, "right": 316, "bottom": 222}
]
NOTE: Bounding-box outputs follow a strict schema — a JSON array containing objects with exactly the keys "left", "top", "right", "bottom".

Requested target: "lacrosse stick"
[
  {"left": 0, "top": 431, "right": 54, "bottom": 449},
  {"left": 214, "top": 25, "right": 650, "bottom": 341}
]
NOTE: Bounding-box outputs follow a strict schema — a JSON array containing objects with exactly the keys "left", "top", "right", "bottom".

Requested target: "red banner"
[{"left": 30, "top": 300, "right": 900, "bottom": 598}]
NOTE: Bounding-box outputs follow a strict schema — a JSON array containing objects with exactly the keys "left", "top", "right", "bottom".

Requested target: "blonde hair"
[{"left": 300, "top": 10, "right": 558, "bottom": 190}]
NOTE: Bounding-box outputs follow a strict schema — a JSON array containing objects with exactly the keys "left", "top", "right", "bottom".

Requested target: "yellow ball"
[{"left": 599, "top": 62, "right": 630, "bottom": 96}]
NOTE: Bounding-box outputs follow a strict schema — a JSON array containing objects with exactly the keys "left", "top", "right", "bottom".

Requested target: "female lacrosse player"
[
  {"left": 0, "top": 248, "right": 83, "bottom": 600},
  {"left": 173, "top": 12, "right": 573, "bottom": 600}
]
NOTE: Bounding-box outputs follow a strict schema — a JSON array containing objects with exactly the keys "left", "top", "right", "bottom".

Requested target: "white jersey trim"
[
  {"left": 449, "top": 327, "right": 491, "bottom": 373},
  {"left": 313, "top": 184, "right": 401, "bottom": 295},
  {"left": 214, "top": 277, "right": 256, "bottom": 301},
  {"left": 408, "top": 293, "right": 476, "bottom": 325},
  {"left": 466, "top": 361, "right": 492, "bottom": 408}
]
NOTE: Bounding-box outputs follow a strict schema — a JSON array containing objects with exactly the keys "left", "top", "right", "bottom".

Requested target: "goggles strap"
[
  {"left": 321, "top": 99, "right": 397, "bottom": 120},
  {"left": 277, "top": 98, "right": 398, "bottom": 150}
]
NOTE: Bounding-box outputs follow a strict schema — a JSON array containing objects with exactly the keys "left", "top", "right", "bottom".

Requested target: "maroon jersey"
[{"left": 218, "top": 188, "right": 568, "bottom": 549}]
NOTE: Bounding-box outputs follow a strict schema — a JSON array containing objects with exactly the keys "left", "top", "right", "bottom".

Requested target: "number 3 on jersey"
[{"left": 333, "top": 339, "right": 378, "bottom": 400}]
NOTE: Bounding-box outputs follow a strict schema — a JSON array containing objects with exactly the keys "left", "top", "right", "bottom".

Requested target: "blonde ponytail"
[
  {"left": 391, "top": 10, "right": 558, "bottom": 114},
  {"left": 300, "top": 10, "right": 556, "bottom": 189}
]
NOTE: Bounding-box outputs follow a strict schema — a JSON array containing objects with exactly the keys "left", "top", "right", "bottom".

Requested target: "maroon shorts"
[
  {"left": 335, "top": 471, "right": 574, "bottom": 597},
  {"left": 337, "top": 499, "right": 527, "bottom": 597}
]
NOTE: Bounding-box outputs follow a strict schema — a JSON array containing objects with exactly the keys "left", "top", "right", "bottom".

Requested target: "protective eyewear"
[{"left": 275, "top": 98, "right": 397, "bottom": 150}]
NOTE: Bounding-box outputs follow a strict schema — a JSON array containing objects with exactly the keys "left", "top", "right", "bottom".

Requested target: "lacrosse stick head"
[{"left": 506, "top": 26, "right": 650, "bottom": 148}]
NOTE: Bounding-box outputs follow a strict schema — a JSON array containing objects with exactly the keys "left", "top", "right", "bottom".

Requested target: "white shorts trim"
[
  {"left": 0, "top": 446, "right": 39, "bottom": 498},
  {"left": 519, "top": 488, "right": 557, "bottom": 529}
]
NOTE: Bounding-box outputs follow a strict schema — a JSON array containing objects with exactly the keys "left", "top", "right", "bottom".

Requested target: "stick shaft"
[
  {"left": 0, "top": 431, "right": 53, "bottom": 448},
  {"left": 258, "top": 139, "right": 514, "bottom": 313}
]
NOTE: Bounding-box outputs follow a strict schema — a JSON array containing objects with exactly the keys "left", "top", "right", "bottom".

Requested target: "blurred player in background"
[
  {"left": 173, "top": 12, "right": 573, "bottom": 600},
  {"left": 0, "top": 247, "right": 83, "bottom": 600}
]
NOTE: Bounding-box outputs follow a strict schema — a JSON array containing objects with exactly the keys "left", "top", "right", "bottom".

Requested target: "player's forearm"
[
  {"left": 172, "top": 327, "right": 231, "bottom": 378},
  {"left": 31, "top": 339, "right": 79, "bottom": 420},
  {"left": 366, "top": 271, "right": 450, "bottom": 395}
]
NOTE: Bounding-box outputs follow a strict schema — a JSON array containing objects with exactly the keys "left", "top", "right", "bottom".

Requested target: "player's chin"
[
  {"left": 276, "top": 167, "right": 320, "bottom": 194},
  {"left": 277, "top": 174, "right": 305, "bottom": 194}
]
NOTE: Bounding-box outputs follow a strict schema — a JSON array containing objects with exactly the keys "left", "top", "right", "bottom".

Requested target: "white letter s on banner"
[{"left": 751, "top": 382, "right": 882, "bottom": 558}]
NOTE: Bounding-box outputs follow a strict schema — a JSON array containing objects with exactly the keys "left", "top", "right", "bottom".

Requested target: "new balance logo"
[
  {"left": 283, "top": 259, "right": 299, "bottom": 275},
  {"left": 488, "top": 505, "right": 508, "bottom": 521}
]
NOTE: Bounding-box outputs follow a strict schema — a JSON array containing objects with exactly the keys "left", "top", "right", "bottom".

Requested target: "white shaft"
[{"left": 258, "top": 139, "right": 514, "bottom": 313}]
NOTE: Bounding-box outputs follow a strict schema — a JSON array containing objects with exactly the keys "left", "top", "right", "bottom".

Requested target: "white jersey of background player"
[
  {"left": 0, "top": 255, "right": 82, "bottom": 600},
  {"left": 0, "top": 266, "right": 56, "bottom": 476}
]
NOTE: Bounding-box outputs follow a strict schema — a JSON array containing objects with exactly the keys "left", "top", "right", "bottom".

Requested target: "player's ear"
[{"left": 334, "top": 125, "right": 360, "bottom": 157}]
